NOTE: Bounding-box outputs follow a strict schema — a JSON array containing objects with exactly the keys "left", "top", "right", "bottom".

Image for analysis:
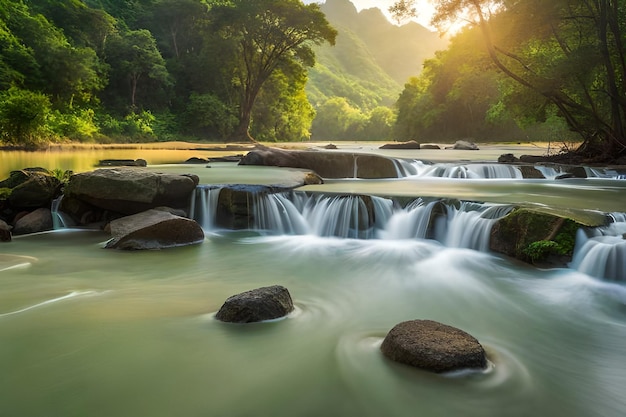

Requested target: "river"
[{"left": 1, "top": 142, "right": 625, "bottom": 417}]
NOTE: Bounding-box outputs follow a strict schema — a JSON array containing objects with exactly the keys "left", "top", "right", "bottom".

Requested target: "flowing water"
[{"left": 1, "top": 145, "right": 626, "bottom": 417}]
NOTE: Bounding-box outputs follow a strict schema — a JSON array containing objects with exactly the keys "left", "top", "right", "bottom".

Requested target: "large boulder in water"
[
  {"left": 215, "top": 285, "right": 294, "bottom": 323},
  {"left": 239, "top": 146, "right": 398, "bottom": 178},
  {"left": 12, "top": 208, "right": 53, "bottom": 235},
  {"left": 104, "top": 208, "right": 204, "bottom": 250},
  {"left": 381, "top": 320, "right": 487, "bottom": 373},
  {"left": 62, "top": 168, "right": 199, "bottom": 219}
]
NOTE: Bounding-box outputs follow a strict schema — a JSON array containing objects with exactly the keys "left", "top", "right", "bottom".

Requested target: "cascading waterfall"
[
  {"left": 570, "top": 213, "right": 626, "bottom": 281},
  {"left": 437, "top": 202, "right": 513, "bottom": 251},
  {"left": 395, "top": 160, "right": 523, "bottom": 179},
  {"left": 189, "top": 186, "right": 222, "bottom": 230},
  {"left": 252, "top": 192, "right": 309, "bottom": 235},
  {"left": 378, "top": 198, "right": 440, "bottom": 240}
]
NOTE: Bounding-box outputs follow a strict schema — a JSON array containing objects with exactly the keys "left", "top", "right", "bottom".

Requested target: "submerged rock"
[
  {"left": 381, "top": 320, "right": 487, "bottom": 373},
  {"left": 379, "top": 141, "right": 420, "bottom": 150},
  {"left": 104, "top": 208, "right": 204, "bottom": 250},
  {"left": 97, "top": 159, "right": 147, "bottom": 167},
  {"left": 215, "top": 285, "right": 294, "bottom": 323}
]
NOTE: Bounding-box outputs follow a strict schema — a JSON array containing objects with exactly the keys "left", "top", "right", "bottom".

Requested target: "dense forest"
[
  {"left": 392, "top": 0, "right": 626, "bottom": 160},
  {"left": 1, "top": 0, "right": 625, "bottom": 159}
]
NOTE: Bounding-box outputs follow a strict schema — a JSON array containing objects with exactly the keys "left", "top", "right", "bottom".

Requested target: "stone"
[
  {"left": 12, "top": 208, "right": 53, "bottom": 235},
  {"left": 381, "top": 320, "right": 487, "bottom": 373},
  {"left": 5, "top": 170, "right": 61, "bottom": 210},
  {"left": 239, "top": 146, "right": 398, "bottom": 179},
  {"left": 0, "top": 219, "right": 11, "bottom": 242},
  {"left": 379, "top": 141, "right": 421, "bottom": 150},
  {"left": 215, "top": 285, "right": 294, "bottom": 323},
  {"left": 104, "top": 208, "right": 205, "bottom": 250},
  {"left": 97, "top": 159, "right": 147, "bottom": 167},
  {"left": 421, "top": 144, "right": 441, "bottom": 150},
  {"left": 62, "top": 168, "right": 199, "bottom": 217},
  {"left": 452, "top": 140, "right": 479, "bottom": 150},
  {"left": 498, "top": 153, "right": 519, "bottom": 163}
]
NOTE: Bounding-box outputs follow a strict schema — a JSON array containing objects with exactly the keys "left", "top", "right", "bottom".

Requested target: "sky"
[{"left": 349, "top": 0, "right": 436, "bottom": 29}]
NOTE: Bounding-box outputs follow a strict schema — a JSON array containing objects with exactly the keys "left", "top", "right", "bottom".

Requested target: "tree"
[
  {"left": 251, "top": 62, "right": 315, "bottom": 141},
  {"left": 104, "top": 29, "right": 171, "bottom": 111},
  {"left": 392, "top": 0, "right": 626, "bottom": 159},
  {"left": 0, "top": 87, "right": 52, "bottom": 147},
  {"left": 210, "top": 0, "right": 337, "bottom": 141}
]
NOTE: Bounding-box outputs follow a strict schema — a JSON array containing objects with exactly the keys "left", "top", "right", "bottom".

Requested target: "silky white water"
[{"left": 1, "top": 145, "right": 626, "bottom": 417}]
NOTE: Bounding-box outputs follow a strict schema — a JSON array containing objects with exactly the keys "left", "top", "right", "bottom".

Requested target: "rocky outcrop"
[
  {"left": 104, "top": 208, "right": 204, "bottom": 250},
  {"left": 379, "top": 141, "right": 420, "bottom": 150},
  {"left": 239, "top": 146, "right": 398, "bottom": 178},
  {"left": 61, "top": 168, "right": 199, "bottom": 225},
  {"left": 1, "top": 169, "right": 62, "bottom": 210},
  {"left": 490, "top": 208, "right": 590, "bottom": 266},
  {"left": 215, "top": 285, "right": 294, "bottom": 323},
  {"left": 12, "top": 208, "right": 53, "bottom": 235},
  {"left": 381, "top": 320, "right": 487, "bottom": 373}
]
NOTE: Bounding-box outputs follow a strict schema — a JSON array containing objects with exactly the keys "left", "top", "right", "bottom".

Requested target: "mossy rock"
[{"left": 490, "top": 208, "right": 584, "bottom": 265}]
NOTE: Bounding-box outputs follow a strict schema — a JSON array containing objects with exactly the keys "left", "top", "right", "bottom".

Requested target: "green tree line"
[
  {"left": 392, "top": 0, "right": 626, "bottom": 160},
  {"left": 0, "top": 0, "right": 340, "bottom": 147}
]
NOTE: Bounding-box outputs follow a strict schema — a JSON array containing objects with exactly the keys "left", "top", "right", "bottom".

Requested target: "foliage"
[
  {"left": 49, "top": 168, "right": 73, "bottom": 185},
  {"left": 0, "top": 87, "right": 53, "bottom": 147},
  {"left": 392, "top": 0, "right": 626, "bottom": 158},
  {"left": 210, "top": 0, "right": 337, "bottom": 141},
  {"left": 523, "top": 240, "right": 563, "bottom": 263}
]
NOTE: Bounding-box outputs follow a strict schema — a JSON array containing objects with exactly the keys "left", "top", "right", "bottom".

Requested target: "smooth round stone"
[{"left": 381, "top": 319, "right": 487, "bottom": 373}]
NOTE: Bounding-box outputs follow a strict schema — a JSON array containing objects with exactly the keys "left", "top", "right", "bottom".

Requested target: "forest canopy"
[
  {"left": 392, "top": 0, "right": 626, "bottom": 160},
  {"left": 0, "top": 0, "right": 338, "bottom": 146}
]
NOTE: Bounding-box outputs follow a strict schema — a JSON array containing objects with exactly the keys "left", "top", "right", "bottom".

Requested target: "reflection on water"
[
  {"left": 1, "top": 230, "right": 625, "bottom": 417},
  {"left": 1, "top": 145, "right": 626, "bottom": 416}
]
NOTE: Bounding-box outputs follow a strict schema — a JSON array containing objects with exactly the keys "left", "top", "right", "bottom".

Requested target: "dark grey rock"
[
  {"left": 12, "top": 208, "right": 53, "bottom": 235},
  {"left": 104, "top": 209, "right": 204, "bottom": 250},
  {"left": 215, "top": 285, "right": 294, "bottom": 323}
]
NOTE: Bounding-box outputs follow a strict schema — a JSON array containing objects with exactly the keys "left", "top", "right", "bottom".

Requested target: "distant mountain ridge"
[{"left": 307, "top": 0, "right": 447, "bottom": 109}]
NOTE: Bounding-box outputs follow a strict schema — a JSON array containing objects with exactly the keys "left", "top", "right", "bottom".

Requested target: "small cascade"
[
  {"left": 438, "top": 202, "right": 513, "bottom": 251},
  {"left": 51, "top": 195, "right": 74, "bottom": 229},
  {"left": 571, "top": 214, "right": 626, "bottom": 281},
  {"left": 301, "top": 194, "right": 387, "bottom": 239},
  {"left": 189, "top": 186, "right": 222, "bottom": 230},
  {"left": 585, "top": 167, "right": 626, "bottom": 179},
  {"left": 395, "top": 160, "right": 523, "bottom": 179},
  {"left": 379, "top": 198, "right": 439, "bottom": 240},
  {"left": 534, "top": 166, "right": 563, "bottom": 179},
  {"left": 252, "top": 193, "right": 308, "bottom": 235}
]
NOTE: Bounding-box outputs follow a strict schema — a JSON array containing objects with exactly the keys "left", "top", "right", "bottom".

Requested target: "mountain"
[{"left": 307, "top": 0, "right": 447, "bottom": 109}]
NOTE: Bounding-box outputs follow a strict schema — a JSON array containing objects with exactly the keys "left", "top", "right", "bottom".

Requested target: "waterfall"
[
  {"left": 189, "top": 186, "right": 222, "bottom": 230},
  {"left": 571, "top": 215, "right": 626, "bottom": 281},
  {"left": 379, "top": 198, "right": 439, "bottom": 240},
  {"left": 395, "top": 160, "right": 523, "bottom": 179},
  {"left": 51, "top": 195, "right": 74, "bottom": 229},
  {"left": 438, "top": 202, "right": 512, "bottom": 251},
  {"left": 252, "top": 193, "right": 309, "bottom": 235},
  {"left": 301, "top": 194, "right": 381, "bottom": 238}
]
